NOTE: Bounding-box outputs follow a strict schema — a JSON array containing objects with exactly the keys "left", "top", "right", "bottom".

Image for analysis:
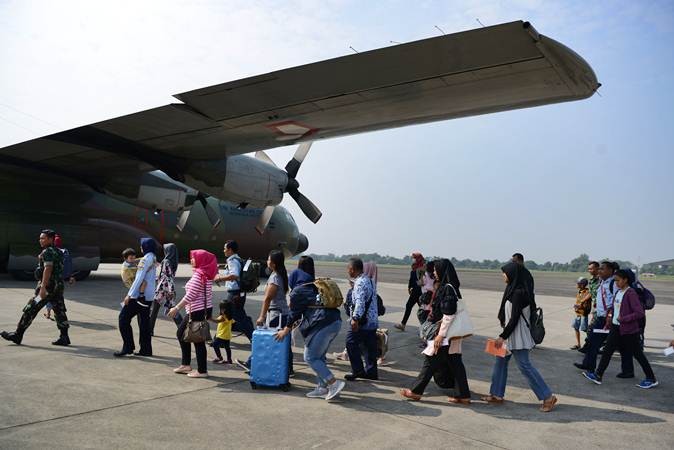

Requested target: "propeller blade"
[
  {"left": 288, "top": 189, "right": 322, "bottom": 223},
  {"left": 255, "top": 150, "right": 277, "bottom": 167},
  {"left": 285, "top": 141, "right": 312, "bottom": 179},
  {"left": 198, "top": 195, "right": 222, "bottom": 229},
  {"left": 176, "top": 209, "right": 191, "bottom": 232},
  {"left": 255, "top": 205, "right": 276, "bottom": 235}
]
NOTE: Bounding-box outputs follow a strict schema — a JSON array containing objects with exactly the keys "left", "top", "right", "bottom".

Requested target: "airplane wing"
[{"left": 0, "top": 21, "right": 598, "bottom": 186}]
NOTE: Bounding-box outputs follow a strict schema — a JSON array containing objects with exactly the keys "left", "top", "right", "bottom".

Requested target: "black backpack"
[
  {"left": 233, "top": 256, "right": 260, "bottom": 293},
  {"left": 521, "top": 307, "right": 545, "bottom": 345}
]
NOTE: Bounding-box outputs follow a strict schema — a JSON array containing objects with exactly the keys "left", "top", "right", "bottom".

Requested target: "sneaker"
[
  {"left": 305, "top": 386, "right": 329, "bottom": 398},
  {"left": 636, "top": 379, "right": 659, "bottom": 389},
  {"left": 582, "top": 371, "right": 602, "bottom": 385},
  {"left": 326, "top": 380, "right": 346, "bottom": 401},
  {"left": 235, "top": 359, "right": 250, "bottom": 373}
]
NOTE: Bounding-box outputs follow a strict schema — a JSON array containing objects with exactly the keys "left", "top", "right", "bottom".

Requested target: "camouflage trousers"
[{"left": 16, "top": 287, "right": 69, "bottom": 335}]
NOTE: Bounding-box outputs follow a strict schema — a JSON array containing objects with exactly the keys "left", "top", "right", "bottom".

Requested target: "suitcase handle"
[{"left": 260, "top": 309, "right": 283, "bottom": 331}]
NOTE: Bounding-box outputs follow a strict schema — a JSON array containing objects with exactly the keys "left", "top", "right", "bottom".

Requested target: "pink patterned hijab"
[
  {"left": 190, "top": 249, "right": 218, "bottom": 282},
  {"left": 364, "top": 261, "right": 378, "bottom": 286}
]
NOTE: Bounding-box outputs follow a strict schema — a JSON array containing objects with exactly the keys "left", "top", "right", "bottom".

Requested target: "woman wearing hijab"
[
  {"left": 168, "top": 249, "right": 217, "bottom": 378},
  {"left": 482, "top": 262, "right": 557, "bottom": 412},
  {"left": 395, "top": 252, "right": 425, "bottom": 331},
  {"left": 116, "top": 237, "right": 158, "bottom": 357},
  {"left": 149, "top": 243, "right": 180, "bottom": 335},
  {"left": 401, "top": 259, "right": 470, "bottom": 403},
  {"left": 275, "top": 255, "right": 346, "bottom": 401}
]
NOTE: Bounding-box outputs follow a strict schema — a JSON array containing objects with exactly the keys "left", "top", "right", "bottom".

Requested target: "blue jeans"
[
  {"left": 345, "top": 327, "right": 378, "bottom": 377},
  {"left": 304, "top": 320, "right": 342, "bottom": 387},
  {"left": 489, "top": 349, "right": 552, "bottom": 400}
]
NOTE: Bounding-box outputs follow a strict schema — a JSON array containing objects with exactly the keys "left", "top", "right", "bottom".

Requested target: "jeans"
[
  {"left": 489, "top": 349, "right": 552, "bottom": 400},
  {"left": 228, "top": 291, "right": 253, "bottom": 341},
  {"left": 177, "top": 308, "right": 212, "bottom": 373},
  {"left": 401, "top": 290, "right": 421, "bottom": 325},
  {"left": 597, "top": 325, "right": 655, "bottom": 380},
  {"left": 304, "top": 319, "right": 342, "bottom": 387},
  {"left": 346, "top": 328, "right": 378, "bottom": 377},
  {"left": 119, "top": 297, "right": 152, "bottom": 354}
]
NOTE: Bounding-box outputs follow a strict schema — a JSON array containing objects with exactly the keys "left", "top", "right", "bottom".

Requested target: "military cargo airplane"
[{"left": 0, "top": 21, "right": 598, "bottom": 280}]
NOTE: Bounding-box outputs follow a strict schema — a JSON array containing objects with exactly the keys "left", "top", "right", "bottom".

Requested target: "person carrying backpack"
[
  {"left": 482, "top": 262, "right": 557, "bottom": 412},
  {"left": 274, "top": 256, "right": 346, "bottom": 401},
  {"left": 214, "top": 240, "right": 254, "bottom": 342}
]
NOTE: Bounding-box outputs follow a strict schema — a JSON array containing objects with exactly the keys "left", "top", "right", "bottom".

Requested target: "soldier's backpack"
[{"left": 313, "top": 278, "right": 343, "bottom": 309}]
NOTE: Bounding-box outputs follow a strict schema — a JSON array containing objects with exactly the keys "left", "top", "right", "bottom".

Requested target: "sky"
[{"left": 1, "top": 0, "right": 673, "bottom": 264}]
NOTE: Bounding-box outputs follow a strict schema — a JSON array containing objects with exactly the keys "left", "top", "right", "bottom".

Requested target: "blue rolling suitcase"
[{"left": 249, "top": 316, "right": 291, "bottom": 391}]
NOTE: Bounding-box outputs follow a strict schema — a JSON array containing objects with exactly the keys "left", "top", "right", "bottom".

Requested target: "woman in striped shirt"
[{"left": 168, "top": 250, "right": 217, "bottom": 378}]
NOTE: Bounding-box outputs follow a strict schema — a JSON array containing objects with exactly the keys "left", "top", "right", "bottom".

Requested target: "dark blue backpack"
[{"left": 624, "top": 270, "right": 655, "bottom": 310}]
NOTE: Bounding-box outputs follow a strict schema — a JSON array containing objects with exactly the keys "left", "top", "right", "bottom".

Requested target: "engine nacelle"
[
  {"left": 184, "top": 155, "right": 287, "bottom": 208},
  {"left": 104, "top": 172, "right": 197, "bottom": 212}
]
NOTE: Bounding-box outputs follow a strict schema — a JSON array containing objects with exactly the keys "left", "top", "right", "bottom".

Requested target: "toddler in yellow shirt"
[{"left": 210, "top": 300, "right": 235, "bottom": 364}]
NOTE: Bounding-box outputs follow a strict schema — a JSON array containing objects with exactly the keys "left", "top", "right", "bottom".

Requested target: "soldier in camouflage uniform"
[{"left": 1, "top": 229, "right": 71, "bottom": 346}]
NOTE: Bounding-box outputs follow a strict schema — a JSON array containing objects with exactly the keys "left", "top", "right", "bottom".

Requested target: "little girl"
[{"left": 211, "top": 300, "right": 235, "bottom": 364}]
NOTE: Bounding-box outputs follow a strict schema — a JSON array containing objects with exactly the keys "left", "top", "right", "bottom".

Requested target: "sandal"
[
  {"left": 570, "top": 345, "right": 580, "bottom": 350},
  {"left": 480, "top": 394, "right": 504, "bottom": 404},
  {"left": 448, "top": 396, "right": 471, "bottom": 405},
  {"left": 540, "top": 395, "right": 558, "bottom": 412},
  {"left": 400, "top": 388, "right": 422, "bottom": 401}
]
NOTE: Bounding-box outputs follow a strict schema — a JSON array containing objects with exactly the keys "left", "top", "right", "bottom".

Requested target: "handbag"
[
  {"left": 445, "top": 299, "right": 474, "bottom": 339},
  {"left": 419, "top": 319, "right": 440, "bottom": 341},
  {"left": 182, "top": 280, "right": 212, "bottom": 344}
]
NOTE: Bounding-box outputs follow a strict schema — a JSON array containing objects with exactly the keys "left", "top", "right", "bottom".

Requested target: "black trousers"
[
  {"left": 119, "top": 297, "right": 152, "bottom": 354},
  {"left": 583, "top": 316, "right": 633, "bottom": 374},
  {"left": 411, "top": 346, "right": 455, "bottom": 395},
  {"left": 401, "top": 290, "right": 421, "bottom": 325},
  {"left": 149, "top": 300, "right": 182, "bottom": 335},
  {"left": 597, "top": 325, "right": 655, "bottom": 380},
  {"left": 177, "top": 308, "right": 212, "bottom": 374},
  {"left": 212, "top": 338, "right": 231, "bottom": 361},
  {"left": 346, "top": 328, "right": 378, "bottom": 377},
  {"left": 228, "top": 291, "right": 253, "bottom": 341}
]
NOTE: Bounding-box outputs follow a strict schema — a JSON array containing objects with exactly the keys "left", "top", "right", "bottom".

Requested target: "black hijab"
[
  {"left": 434, "top": 258, "right": 462, "bottom": 299},
  {"left": 499, "top": 261, "right": 532, "bottom": 323},
  {"left": 163, "top": 243, "right": 178, "bottom": 274}
]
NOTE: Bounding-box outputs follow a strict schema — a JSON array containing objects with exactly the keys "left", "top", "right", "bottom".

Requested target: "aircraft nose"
[{"left": 296, "top": 233, "right": 309, "bottom": 254}]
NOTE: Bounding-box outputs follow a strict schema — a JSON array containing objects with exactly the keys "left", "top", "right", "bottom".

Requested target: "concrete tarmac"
[{"left": 1, "top": 264, "right": 673, "bottom": 449}]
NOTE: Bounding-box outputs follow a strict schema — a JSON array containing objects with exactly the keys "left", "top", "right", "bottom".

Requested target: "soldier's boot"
[
  {"left": 52, "top": 329, "right": 70, "bottom": 346},
  {"left": 1, "top": 330, "right": 23, "bottom": 345}
]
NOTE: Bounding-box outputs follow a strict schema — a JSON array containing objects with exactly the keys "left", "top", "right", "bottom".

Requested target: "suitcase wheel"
[
  {"left": 281, "top": 383, "right": 291, "bottom": 392},
  {"left": 250, "top": 381, "right": 257, "bottom": 390}
]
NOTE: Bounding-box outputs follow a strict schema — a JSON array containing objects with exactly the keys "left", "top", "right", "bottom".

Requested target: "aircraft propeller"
[
  {"left": 176, "top": 192, "right": 222, "bottom": 232},
  {"left": 254, "top": 141, "right": 322, "bottom": 234}
]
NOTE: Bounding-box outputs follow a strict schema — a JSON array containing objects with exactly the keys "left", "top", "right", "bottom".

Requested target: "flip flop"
[{"left": 480, "top": 395, "right": 504, "bottom": 404}]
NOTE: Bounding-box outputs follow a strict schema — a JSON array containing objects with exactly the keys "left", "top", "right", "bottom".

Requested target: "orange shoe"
[{"left": 400, "top": 388, "right": 422, "bottom": 401}]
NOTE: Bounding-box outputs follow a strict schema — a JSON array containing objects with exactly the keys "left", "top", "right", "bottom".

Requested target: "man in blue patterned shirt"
[{"left": 345, "top": 258, "right": 379, "bottom": 381}]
